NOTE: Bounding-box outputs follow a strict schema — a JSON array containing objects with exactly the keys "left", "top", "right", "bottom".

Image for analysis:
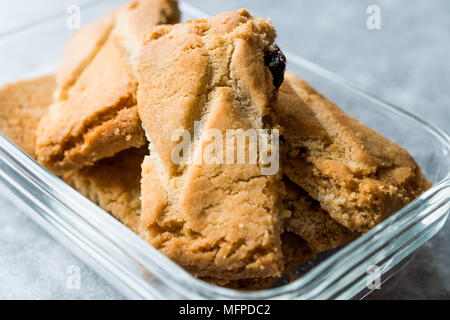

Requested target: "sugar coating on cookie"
[
  {"left": 137, "top": 9, "right": 287, "bottom": 280},
  {"left": 35, "top": 0, "right": 180, "bottom": 174},
  {"left": 276, "top": 71, "right": 432, "bottom": 232}
]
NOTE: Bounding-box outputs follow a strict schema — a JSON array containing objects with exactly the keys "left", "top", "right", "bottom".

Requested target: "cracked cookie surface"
[
  {"left": 138, "top": 9, "right": 286, "bottom": 280},
  {"left": 35, "top": 0, "right": 180, "bottom": 174},
  {"left": 0, "top": 74, "right": 145, "bottom": 233},
  {"left": 275, "top": 71, "right": 432, "bottom": 232}
]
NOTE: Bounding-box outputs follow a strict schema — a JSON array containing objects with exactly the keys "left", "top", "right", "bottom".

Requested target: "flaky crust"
[
  {"left": 276, "top": 71, "right": 432, "bottom": 232},
  {"left": 137, "top": 9, "right": 285, "bottom": 280},
  {"left": 35, "top": 0, "right": 180, "bottom": 174}
]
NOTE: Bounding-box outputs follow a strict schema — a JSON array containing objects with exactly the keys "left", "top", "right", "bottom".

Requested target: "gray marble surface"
[{"left": 0, "top": 0, "right": 448, "bottom": 299}]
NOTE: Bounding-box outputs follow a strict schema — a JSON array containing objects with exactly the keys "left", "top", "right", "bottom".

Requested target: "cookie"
[
  {"left": 283, "top": 178, "right": 358, "bottom": 253},
  {"left": 206, "top": 233, "right": 315, "bottom": 290},
  {"left": 63, "top": 147, "right": 147, "bottom": 233},
  {"left": 55, "top": 13, "right": 114, "bottom": 101},
  {"left": 137, "top": 9, "right": 287, "bottom": 280},
  {"left": 276, "top": 71, "right": 432, "bottom": 232},
  {"left": 35, "top": 0, "right": 180, "bottom": 174},
  {"left": 0, "top": 73, "right": 142, "bottom": 233},
  {"left": 0, "top": 73, "right": 338, "bottom": 288},
  {"left": 0, "top": 74, "right": 55, "bottom": 158},
  {"left": 56, "top": 0, "right": 180, "bottom": 100}
]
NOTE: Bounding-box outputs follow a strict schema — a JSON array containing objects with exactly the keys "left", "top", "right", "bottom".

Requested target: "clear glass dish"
[{"left": 0, "top": 0, "right": 448, "bottom": 299}]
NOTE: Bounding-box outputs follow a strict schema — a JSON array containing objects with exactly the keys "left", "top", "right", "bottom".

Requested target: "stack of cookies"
[{"left": 0, "top": 0, "right": 431, "bottom": 289}]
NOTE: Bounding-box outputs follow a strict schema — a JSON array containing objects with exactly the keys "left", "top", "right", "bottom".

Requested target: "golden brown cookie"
[
  {"left": 206, "top": 232, "right": 315, "bottom": 290},
  {"left": 0, "top": 74, "right": 55, "bottom": 158},
  {"left": 283, "top": 178, "right": 358, "bottom": 253},
  {"left": 276, "top": 71, "right": 432, "bottom": 232},
  {"left": 36, "top": 0, "right": 180, "bottom": 174},
  {"left": 137, "top": 9, "right": 287, "bottom": 280},
  {"left": 63, "top": 147, "right": 147, "bottom": 233},
  {"left": 0, "top": 74, "right": 143, "bottom": 233},
  {"left": 0, "top": 73, "right": 317, "bottom": 288},
  {"left": 56, "top": 0, "right": 180, "bottom": 100},
  {"left": 55, "top": 13, "right": 114, "bottom": 101}
]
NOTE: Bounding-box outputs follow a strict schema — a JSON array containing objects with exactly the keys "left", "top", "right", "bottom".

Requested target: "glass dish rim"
[{"left": 0, "top": 0, "right": 448, "bottom": 299}]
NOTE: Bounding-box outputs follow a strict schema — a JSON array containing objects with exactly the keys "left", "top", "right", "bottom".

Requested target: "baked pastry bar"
[
  {"left": 0, "top": 74, "right": 321, "bottom": 289},
  {"left": 63, "top": 147, "right": 146, "bottom": 233},
  {"left": 35, "top": 0, "right": 180, "bottom": 174},
  {"left": 0, "top": 73, "right": 144, "bottom": 233},
  {"left": 283, "top": 178, "right": 357, "bottom": 253},
  {"left": 55, "top": 0, "right": 180, "bottom": 101},
  {"left": 207, "top": 232, "right": 315, "bottom": 290},
  {"left": 0, "top": 75, "right": 55, "bottom": 158},
  {"left": 137, "top": 9, "right": 287, "bottom": 280},
  {"left": 0, "top": 75, "right": 312, "bottom": 287},
  {"left": 276, "top": 71, "right": 432, "bottom": 232}
]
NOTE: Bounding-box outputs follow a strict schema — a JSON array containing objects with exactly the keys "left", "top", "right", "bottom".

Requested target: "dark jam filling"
[{"left": 264, "top": 46, "right": 286, "bottom": 89}]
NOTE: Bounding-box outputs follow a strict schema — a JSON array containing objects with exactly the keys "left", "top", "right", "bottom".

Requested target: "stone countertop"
[{"left": 0, "top": 0, "right": 448, "bottom": 299}]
